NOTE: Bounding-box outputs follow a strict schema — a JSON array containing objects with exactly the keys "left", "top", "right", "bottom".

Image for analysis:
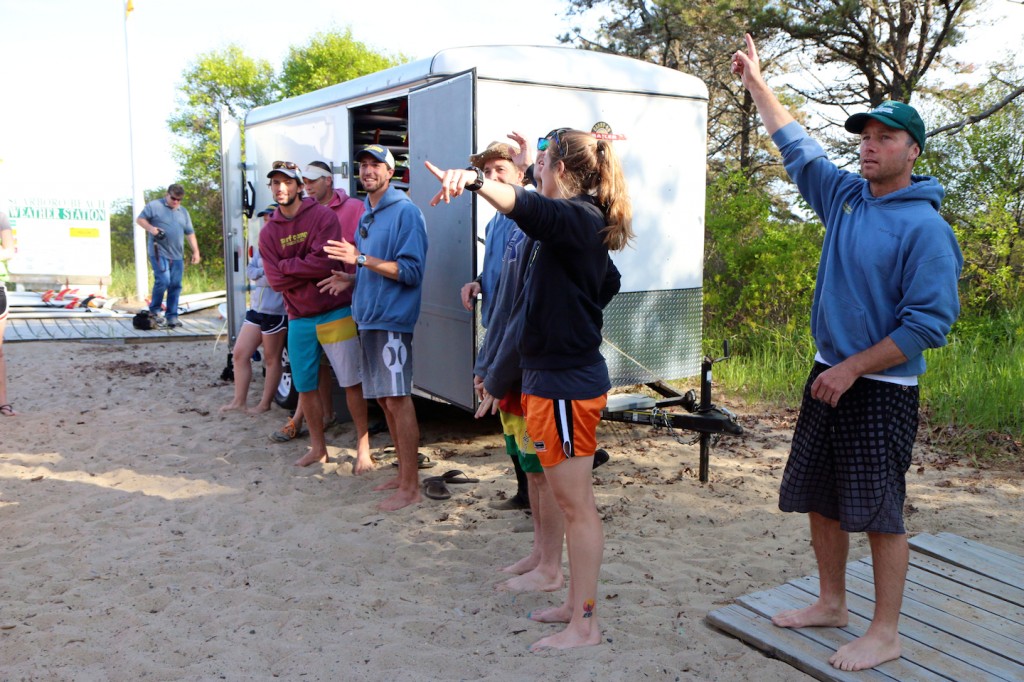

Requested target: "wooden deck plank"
[
  {"left": 707, "top": 604, "right": 886, "bottom": 682},
  {"left": 792, "top": 574, "right": 1022, "bottom": 680},
  {"left": 774, "top": 582, "right": 1010, "bottom": 682},
  {"left": 782, "top": 573, "right": 1007, "bottom": 679},
  {"left": 854, "top": 559, "right": 1024, "bottom": 635},
  {"left": 907, "top": 551, "right": 1024, "bottom": 608},
  {"left": 5, "top": 313, "right": 222, "bottom": 343},
  {"left": 930, "top": 533, "right": 1024, "bottom": 568},
  {"left": 705, "top": 533, "right": 1024, "bottom": 682},
  {"left": 910, "top": 534, "right": 1023, "bottom": 586},
  {"left": 839, "top": 566, "right": 1024, "bottom": 669}
]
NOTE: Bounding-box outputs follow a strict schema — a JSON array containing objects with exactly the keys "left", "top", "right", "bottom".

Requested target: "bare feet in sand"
[
  {"left": 245, "top": 403, "right": 272, "bottom": 415},
  {"left": 353, "top": 451, "right": 375, "bottom": 475},
  {"left": 496, "top": 568, "right": 564, "bottom": 593},
  {"left": 529, "top": 622, "right": 602, "bottom": 652},
  {"left": 218, "top": 401, "right": 246, "bottom": 413},
  {"left": 528, "top": 604, "right": 572, "bottom": 624},
  {"left": 501, "top": 554, "right": 539, "bottom": 575},
  {"left": 377, "top": 488, "right": 420, "bottom": 511},
  {"left": 829, "top": 632, "right": 901, "bottom": 671},
  {"left": 771, "top": 602, "right": 848, "bottom": 629},
  {"left": 294, "top": 447, "right": 328, "bottom": 467},
  {"left": 373, "top": 476, "right": 400, "bottom": 491}
]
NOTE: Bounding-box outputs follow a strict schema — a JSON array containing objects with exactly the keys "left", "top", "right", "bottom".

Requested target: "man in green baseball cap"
[{"left": 845, "top": 100, "right": 927, "bottom": 151}]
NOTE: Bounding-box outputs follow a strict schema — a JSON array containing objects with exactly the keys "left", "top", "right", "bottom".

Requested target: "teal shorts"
[{"left": 287, "top": 307, "right": 361, "bottom": 393}]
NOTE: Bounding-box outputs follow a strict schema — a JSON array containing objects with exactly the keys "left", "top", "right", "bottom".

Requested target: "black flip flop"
[
  {"left": 424, "top": 469, "right": 479, "bottom": 485},
  {"left": 423, "top": 478, "right": 451, "bottom": 500},
  {"left": 390, "top": 452, "right": 437, "bottom": 469}
]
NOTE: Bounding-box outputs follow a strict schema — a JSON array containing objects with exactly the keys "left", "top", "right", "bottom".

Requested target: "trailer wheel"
[{"left": 274, "top": 347, "right": 299, "bottom": 410}]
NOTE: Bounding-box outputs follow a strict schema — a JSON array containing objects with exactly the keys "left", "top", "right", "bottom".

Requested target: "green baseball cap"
[{"left": 845, "top": 101, "right": 927, "bottom": 151}]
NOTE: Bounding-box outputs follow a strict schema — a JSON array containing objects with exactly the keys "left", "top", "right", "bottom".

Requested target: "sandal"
[
  {"left": 0, "top": 404, "right": 14, "bottom": 417},
  {"left": 270, "top": 418, "right": 306, "bottom": 443}
]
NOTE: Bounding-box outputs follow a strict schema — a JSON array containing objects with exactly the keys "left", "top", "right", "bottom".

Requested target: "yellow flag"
[{"left": 125, "top": 0, "right": 135, "bottom": 18}]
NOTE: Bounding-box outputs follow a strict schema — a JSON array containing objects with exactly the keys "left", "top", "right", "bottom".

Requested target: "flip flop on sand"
[
  {"left": 390, "top": 452, "right": 437, "bottom": 469},
  {"left": 422, "top": 478, "right": 451, "bottom": 500},
  {"left": 424, "top": 470, "right": 479, "bottom": 485},
  {"left": 0, "top": 404, "right": 15, "bottom": 417}
]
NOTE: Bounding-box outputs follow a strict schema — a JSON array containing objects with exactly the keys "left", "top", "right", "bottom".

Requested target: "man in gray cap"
[{"left": 733, "top": 34, "right": 962, "bottom": 671}]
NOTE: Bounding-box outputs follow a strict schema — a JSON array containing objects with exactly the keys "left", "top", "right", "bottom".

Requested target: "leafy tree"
[
  {"left": 917, "top": 70, "right": 1024, "bottom": 316},
  {"left": 560, "top": 0, "right": 788, "bottom": 180},
  {"left": 759, "top": 0, "right": 976, "bottom": 109},
  {"left": 278, "top": 29, "right": 407, "bottom": 98},
  {"left": 167, "top": 45, "right": 277, "bottom": 268}
]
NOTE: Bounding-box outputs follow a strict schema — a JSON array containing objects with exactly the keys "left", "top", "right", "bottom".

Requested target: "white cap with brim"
[{"left": 302, "top": 163, "right": 333, "bottom": 181}]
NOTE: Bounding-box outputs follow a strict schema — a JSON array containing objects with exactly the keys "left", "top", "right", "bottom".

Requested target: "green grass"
[
  {"left": 109, "top": 260, "right": 225, "bottom": 305},
  {"left": 706, "top": 310, "right": 1024, "bottom": 462}
]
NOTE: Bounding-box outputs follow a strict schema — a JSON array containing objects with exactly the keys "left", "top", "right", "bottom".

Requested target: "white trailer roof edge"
[{"left": 246, "top": 45, "right": 708, "bottom": 127}]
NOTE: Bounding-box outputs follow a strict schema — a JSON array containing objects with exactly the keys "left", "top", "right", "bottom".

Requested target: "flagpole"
[{"left": 123, "top": 0, "right": 148, "bottom": 301}]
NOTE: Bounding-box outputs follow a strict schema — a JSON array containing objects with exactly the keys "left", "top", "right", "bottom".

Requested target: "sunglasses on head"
[
  {"left": 359, "top": 213, "right": 374, "bottom": 239},
  {"left": 272, "top": 160, "right": 299, "bottom": 170},
  {"left": 537, "top": 128, "right": 571, "bottom": 155}
]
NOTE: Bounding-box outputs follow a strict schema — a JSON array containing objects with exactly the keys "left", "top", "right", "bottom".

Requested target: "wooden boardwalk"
[
  {"left": 707, "top": 532, "right": 1024, "bottom": 681},
  {"left": 3, "top": 312, "right": 225, "bottom": 344}
]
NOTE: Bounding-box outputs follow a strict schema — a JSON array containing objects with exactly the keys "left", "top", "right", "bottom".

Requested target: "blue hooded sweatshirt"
[
  {"left": 352, "top": 186, "right": 428, "bottom": 333},
  {"left": 773, "top": 122, "right": 963, "bottom": 377}
]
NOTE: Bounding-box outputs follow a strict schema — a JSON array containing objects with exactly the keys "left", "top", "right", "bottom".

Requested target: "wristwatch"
[
  {"left": 464, "top": 166, "right": 484, "bottom": 192},
  {"left": 356, "top": 254, "right": 367, "bottom": 267}
]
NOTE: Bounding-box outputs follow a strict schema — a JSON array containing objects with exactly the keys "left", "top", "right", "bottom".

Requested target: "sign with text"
[{"left": 4, "top": 197, "right": 111, "bottom": 280}]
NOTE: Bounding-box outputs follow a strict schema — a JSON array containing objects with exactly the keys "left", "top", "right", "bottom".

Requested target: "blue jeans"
[{"left": 149, "top": 251, "right": 184, "bottom": 319}]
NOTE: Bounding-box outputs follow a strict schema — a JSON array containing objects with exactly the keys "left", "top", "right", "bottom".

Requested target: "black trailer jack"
[{"left": 601, "top": 341, "right": 743, "bottom": 483}]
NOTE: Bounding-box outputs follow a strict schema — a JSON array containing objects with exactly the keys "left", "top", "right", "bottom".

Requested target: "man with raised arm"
[{"left": 732, "top": 34, "right": 962, "bottom": 671}]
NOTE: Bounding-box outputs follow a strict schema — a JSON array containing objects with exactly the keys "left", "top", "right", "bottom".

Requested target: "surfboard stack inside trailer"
[{"left": 220, "top": 45, "right": 709, "bottom": 412}]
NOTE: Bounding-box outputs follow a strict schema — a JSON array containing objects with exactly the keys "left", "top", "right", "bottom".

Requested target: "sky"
[{"left": 1, "top": 0, "right": 1021, "bottom": 204}]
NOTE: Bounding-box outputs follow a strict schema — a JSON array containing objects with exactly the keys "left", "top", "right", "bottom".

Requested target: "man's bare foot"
[
  {"left": 219, "top": 401, "right": 246, "bottom": 413},
  {"left": 529, "top": 622, "right": 602, "bottom": 652},
  {"left": 353, "top": 452, "right": 375, "bottom": 475},
  {"left": 246, "top": 403, "right": 271, "bottom": 415},
  {"left": 373, "top": 475, "right": 400, "bottom": 491},
  {"left": 829, "top": 632, "right": 901, "bottom": 671},
  {"left": 496, "top": 568, "right": 563, "bottom": 593},
  {"left": 772, "top": 602, "right": 848, "bottom": 628},
  {"left": 528, "top": 604, "right": 572, "bottom": 623},
  {"left": 294, "top": 447, "right": 329, "bottom": 467},
  {"left": 501, "top": 554, "right": 540, "bottom": 575},
  {"left": 378, "top": 488, "right": 421, "bottom": 511}
]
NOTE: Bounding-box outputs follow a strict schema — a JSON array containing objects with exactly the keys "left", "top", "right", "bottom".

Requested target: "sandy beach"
[{"left": 1, "top": 339, "right": 1021, "bottom": 681}]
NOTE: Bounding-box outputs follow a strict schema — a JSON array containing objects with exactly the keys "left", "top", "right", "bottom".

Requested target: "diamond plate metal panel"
[{"left": 601, "top": 288, "right": 703, "bottom": 386}]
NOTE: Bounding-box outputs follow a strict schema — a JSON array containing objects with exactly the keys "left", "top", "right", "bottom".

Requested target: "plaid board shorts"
[{"left": 779, "top": 362, "right": 919, "bottom": 534}]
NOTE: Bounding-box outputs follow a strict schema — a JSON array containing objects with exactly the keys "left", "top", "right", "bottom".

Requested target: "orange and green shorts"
[{"left": 522, "top": 393, "right": 607, "bottom": 469}]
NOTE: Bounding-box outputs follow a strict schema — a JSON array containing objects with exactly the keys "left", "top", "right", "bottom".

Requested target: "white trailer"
[{"left": 220, "top": 45, "right": 709, "bottom": 412}]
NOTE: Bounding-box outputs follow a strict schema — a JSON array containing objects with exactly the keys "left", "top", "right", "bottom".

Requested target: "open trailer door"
[
  {"left": 219, "top": 105, "right": 248, "bottom": 346},
  {"left": 408, "top": 71, "right": 476, "bottom": 409}
]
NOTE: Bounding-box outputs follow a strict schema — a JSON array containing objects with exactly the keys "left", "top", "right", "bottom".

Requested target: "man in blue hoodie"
[
  {"left": 324, "top": 145, "right": 428, "bottom": 511},
  {"left": 733, "top": 35, "right": 962, "bottom": 672}
]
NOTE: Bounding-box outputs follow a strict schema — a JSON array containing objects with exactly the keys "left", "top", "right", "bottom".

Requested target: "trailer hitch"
[{"left": 602, "top": 340, "right": 743, "bottom": 483}]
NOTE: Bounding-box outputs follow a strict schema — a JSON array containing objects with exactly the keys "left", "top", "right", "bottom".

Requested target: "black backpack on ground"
[{"left": 132, "top": 310, "right": 160, "bottom": 330}]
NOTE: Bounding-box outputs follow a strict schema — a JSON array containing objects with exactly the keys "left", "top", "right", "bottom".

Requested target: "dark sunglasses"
[
  {"left": 359, "top": 213, "right": 374, "bottom": 239},
  {"left": 272, "top": 160, "right": 299, "bottom": 170},
  {"left": 537, "top": 128, "right": 571, "bottom": 155}
]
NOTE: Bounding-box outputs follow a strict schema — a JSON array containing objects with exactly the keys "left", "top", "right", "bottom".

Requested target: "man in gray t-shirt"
[{"left": 136, "top": 184, "right": 200, "bottom": 327}]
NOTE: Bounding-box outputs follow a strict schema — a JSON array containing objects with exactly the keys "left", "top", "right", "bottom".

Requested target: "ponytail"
[{"left": 547, "top": 130, "right": 634, "bottom": 251}]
